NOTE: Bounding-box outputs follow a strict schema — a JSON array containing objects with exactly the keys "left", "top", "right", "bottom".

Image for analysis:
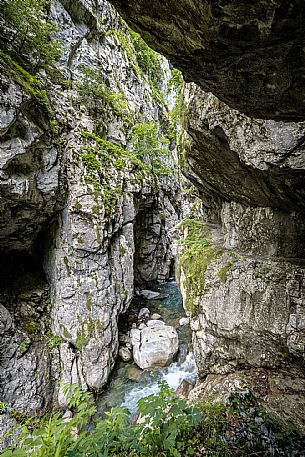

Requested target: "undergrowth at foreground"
[{"left": 1, "top": 383, "right": 304, "bottom": 457}]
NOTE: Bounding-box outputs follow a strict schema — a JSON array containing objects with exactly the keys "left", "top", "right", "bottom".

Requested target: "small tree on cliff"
[{"left": 0, "top": 0, "right": 61, "bottom": 71}]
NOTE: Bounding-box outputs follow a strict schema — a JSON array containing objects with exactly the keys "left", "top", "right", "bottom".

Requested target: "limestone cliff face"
[
  {"left": 109, "top": 0, "right": 305, "bottom": 121},
  {"left": 0, "top": 0, "right": 180, "bottom": 427},
  {"left": 108, "top": 0, "right": 305, "bottom": 432},
  {"left": 178, "top": 85, "right": 305, "bottom": 432}
]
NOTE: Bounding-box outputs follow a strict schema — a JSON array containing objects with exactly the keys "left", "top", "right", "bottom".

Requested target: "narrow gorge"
[
  {"left": 0, "top": 0, "right": 305, "bottom": 455},
  {"left": 0, "top": 0, "right": 182, "bottom": 436}
]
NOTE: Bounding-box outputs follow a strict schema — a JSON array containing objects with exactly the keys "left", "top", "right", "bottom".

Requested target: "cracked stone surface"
[
  {"left": 176, "top": 86, "right": 305, "bottom": 432},
  {"left": 130, "top": 322, "right": 179, "bottom": 369},
  {"left": 0, "top": 0, "right": 181, "bottom": 431},
  {"left": 110, "top": 0, "right": 305, "bottom": 121}
]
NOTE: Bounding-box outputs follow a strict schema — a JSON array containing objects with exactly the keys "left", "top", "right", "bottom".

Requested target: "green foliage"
[
  {"left": 109, "top": 28, "right": 140, "bottom": 75},
  {"left": 81, "top": 130, "right": 150, "bottom": 175},
  {"left": 9, "top": 411, "right": 30, "bottom": 425},
  {"left": 1, "top": 383, "right": 203, "bottom": 457},
  {"left": 1, "top": 385, "right": 95, "bottom": 457},
  {"left": 76, "top": 66, "right": 131, "bottom": 123},
  {"left": 217, "top": 261, "right": 234, "bottom": 282},
  {"left": 178, "top": 219, "right": 222, "bottom": 312},
  {"left": 47, "top": 332, "right": 64, "bottom": 350},
  {"left": 0, "top": 51, "right": 50, "bottom": 110},
  {"left": 71, "top": 407, "right": 130, "bottom": 457},
  {"left": 253, "top": 266, "right": 272, "bottom": 281},
  {"left": 79, "top": 130, "right": 162, "bottom": 216},
  {"left": 0, "top": 0, "right": 61, "bottom": 71},
  {"left": 76, "top": 317, "right": 95, "bottom": 349},
  {"left": 195, "top": 401, "right": 230, "bottom": 455},
  {"left": 132, "top": 381, "right": 202, "bottom": 456},
  {"left": 0, "top": 402, "right": 7, "bottom": 413},
  {"left": 165, "top": 68, "right": 184, "bottom": 143},
  {"left": 23, "top": 319, "right": 39, "bottom": 335},
  {"left": 129, "top": 122, "right": 172, "bottom": 176},
  {"left": 80, "top": 152, "right": 101, "bottom": 175},
  {"left": 167, "top": 69, "right": 184, "bottom": 95},
  {"left": 110, "top": 25, "right": 164, "bottom": 96},
  {"left": 79, "top": 132, "right": 127, "bottom": 214},
  {"left": 18, "top": 337, "right": 31, "bottom": 353},
  {"left": 129, "top": 29, "right": 164, "bottom": 93},
  {"left": 2, "top": 383, "right": 303, "bottom": 457}
]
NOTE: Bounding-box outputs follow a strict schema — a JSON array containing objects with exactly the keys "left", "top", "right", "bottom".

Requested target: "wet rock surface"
[
  {"left": 216, "top": 391, "right": 305, "bottom": 456},
  {"left": 190, "top": 369, "right": 305, "bottom": 437}
]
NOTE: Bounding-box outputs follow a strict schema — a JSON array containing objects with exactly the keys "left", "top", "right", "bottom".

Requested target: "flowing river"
[{"left": 97, "top": 280, "right": 197, "bottom": 415}]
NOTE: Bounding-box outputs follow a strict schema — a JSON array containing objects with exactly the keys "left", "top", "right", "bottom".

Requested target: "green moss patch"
[
  {"left": 217, "top": 261, "right": 234, "bottom": 282},
  {"left": 178, "top": 219, "right": 222, "bottom": 313},
  {"left": 0, "top": 51, "right": 50, "bottom": 110}
]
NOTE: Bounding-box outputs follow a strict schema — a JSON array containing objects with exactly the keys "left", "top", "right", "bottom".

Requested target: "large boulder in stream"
[{"left": 130, "top": 322, "right": 179, "bottom": 369}]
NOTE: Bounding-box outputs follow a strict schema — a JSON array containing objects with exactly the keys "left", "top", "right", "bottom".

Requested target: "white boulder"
[
  {"left": 179, "top": 317, "right": 190, "bottom": 326},
  {"left": 146, "top": 319, "right": 165, "bottom": 329},
  {"left": 140, "top": 290, "right": 161, "bottom": 300},
  {"left": 131, "top": 324, "right": 179, "bottom": 369},
  {"left": 138, "top": 307, "right": 150, "bottom": 319}
]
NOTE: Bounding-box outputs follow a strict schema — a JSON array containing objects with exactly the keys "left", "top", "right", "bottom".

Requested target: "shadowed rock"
[{"left": 110, "top": 0, "right": 305, "bottom": 120}]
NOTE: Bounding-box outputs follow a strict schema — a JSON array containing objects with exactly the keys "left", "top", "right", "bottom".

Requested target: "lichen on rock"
[{"left": 0, "top": 0, "right": 182, "bottom": 427}]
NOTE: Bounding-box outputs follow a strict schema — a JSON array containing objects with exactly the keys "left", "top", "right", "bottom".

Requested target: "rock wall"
[
  {"left": 0, "top": 0, "right": 180, "bottom": 429},
  {"left": 178, "top": 84, "right": 305, "bottom": 433},
  {"left": 105, "top": 10, "right": 305, "bottom": 430},
  {"left": 109, "top": 0, "right": 305, "bottom": 121}
]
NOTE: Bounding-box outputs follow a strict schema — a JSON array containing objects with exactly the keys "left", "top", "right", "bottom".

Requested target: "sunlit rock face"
[{"left": 110, "top": 0, "right": 305, "bottom": 121}]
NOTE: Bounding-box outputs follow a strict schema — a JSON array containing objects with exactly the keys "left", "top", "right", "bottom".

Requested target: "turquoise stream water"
[{"left": 96, "top": 280, "right": 197, "bottom": 416}]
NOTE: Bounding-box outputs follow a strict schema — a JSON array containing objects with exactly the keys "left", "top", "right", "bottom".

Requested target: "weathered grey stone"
[
  {"left": 176, "top": 86, "right": 305, "bottom": 432},
  {"left": 138, "top": 307, "right": 150, "bottom": 319},
  {"left": 183, "top": 85, "right": 305, "bottom": 212},
  {"left": 126, "top": 365, "right": 142, "bottom": 381},
  {"left": 0, "top": 64, "right": 64, "bottom": 252},
  {"left": 131, "top": 324, "right": 179, "bottom": 369},
  {"left": 110, "top": 0, "right": 305, "bottom": 121},
  {"left": 189, "top": 370, "right": 305, "bottom": 436},
  {"left": 41, "top": 0, "right": 180, "bottom": 398},
  {"left": 175, "top": 379, "right": 194, "bottom": 399},
  {"left": 118, "top": 347, "right": 132, "bottom": 362},
  {"left": 0, "top": 259, "right": 56, "bottom": 419},
  {"left": 140, "top": 290, "right": 161, "bottom": 300},
  {"left": 0, "top": 0, "right": 181, "bottom": 422},
  {"left": 172, "top": 73, "right": 305, "bottom": 434},
  {"left": 0, "top": 415, "right": 18, "bottom": 451}
]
